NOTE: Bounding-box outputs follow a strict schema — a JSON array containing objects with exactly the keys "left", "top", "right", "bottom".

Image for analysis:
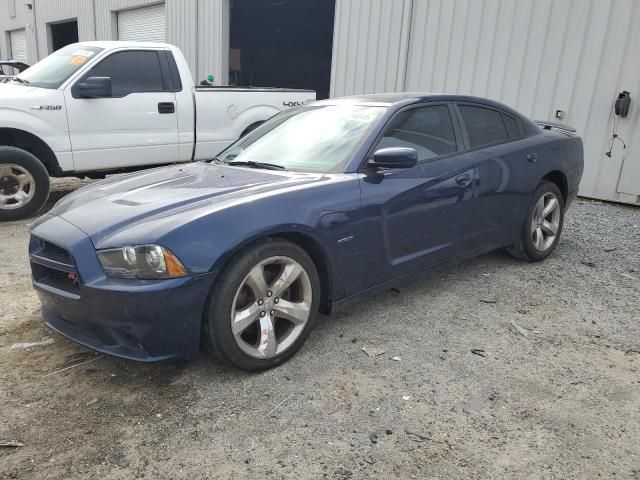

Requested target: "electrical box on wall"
[{"left": 615, "top": 91, "right": 630, "bottom": 118}]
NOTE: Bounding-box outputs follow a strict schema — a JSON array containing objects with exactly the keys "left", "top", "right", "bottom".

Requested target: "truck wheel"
[{"left": 0, "top": 146, "right": 50, "bottom": 221}]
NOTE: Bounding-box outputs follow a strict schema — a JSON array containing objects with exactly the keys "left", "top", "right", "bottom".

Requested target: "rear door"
[
  {"left": 357, "top": 103, "right": 477, "bottom": 288},
  {"left": 455, "top": 103, "right": 532, "bottom": 247},
  {"left": 64, "top": 49, "right": 179, "bottom": 171}
]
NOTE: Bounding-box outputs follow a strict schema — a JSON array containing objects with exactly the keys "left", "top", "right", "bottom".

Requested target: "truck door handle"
[
  {"left": 526, "top": 152, "right": 538, "bottom": 163},
  {"left": 455, "top": 173, "right": 472, "bottom": 186},
  {"left": 158, "top": 102, "right": 175, "bottom": 114}
]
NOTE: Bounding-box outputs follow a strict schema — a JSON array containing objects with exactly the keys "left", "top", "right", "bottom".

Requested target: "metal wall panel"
[
  {"left": 330, "top": 0, "right": 412, "bottom": 97},
  {"left": 166, "top": 0, "right": 197, "bottom": 81},
  {"left": 333, "top": 0, "right": 640, "bottom": 204},
  {"left": 195, "top": 0, "right": 228, "bottom": 85},
  {"left": 616, "top": 6, "right": 640, "bottom": 196}
]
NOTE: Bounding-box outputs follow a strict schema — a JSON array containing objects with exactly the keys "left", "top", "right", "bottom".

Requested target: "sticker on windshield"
[
  {"left": 68, "top": 56, "right": 89, "bottom": 65},
  {"left": 68, "top": 50, "right": 96, "bottom": 65},
  {"left": 72, "top": 49, "right": 97, "bottom": 58}
]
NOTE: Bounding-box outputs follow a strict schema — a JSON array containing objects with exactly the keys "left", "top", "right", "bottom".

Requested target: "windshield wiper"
[
  {"left": 204, "top": 156, "right": 224, "bottom": 164},
  {"left": 228, "top": 160, "right": 286, "bottom": 171},
  {"left": 11, "top": 76, "right": 29, "bottom": 85}
]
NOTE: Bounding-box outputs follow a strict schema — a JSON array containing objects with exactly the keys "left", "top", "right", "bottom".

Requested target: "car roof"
[
  {"left": 314, "top": 93, "right": 530, "bottom": 121},
  {"left": 316, "top": 92, "right": 514, "bottom": 109},
  {"left": 65, "top": 41, "right": 174, "bottom": 50}
]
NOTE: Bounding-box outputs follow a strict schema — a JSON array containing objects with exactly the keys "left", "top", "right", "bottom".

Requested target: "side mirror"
[
  {"left": 368, "top": 147, "right": 418, "bottom": 169},
  {"left": 76, "top": 76, "right": 112, "bottom": 98}
]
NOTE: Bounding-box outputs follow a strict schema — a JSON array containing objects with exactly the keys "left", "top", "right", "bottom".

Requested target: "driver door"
[
  {"left": 64, "top": 49, "right": 179, "bottom": 171},
  {"left": 357, "top": 103, "right": 477, "bottom": 288}
]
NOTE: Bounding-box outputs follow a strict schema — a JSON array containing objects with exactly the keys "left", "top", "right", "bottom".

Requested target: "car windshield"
[
  {"left": 15, "top": 45, "right": 103, "bottom": 89},
  {"left": 217, "top": 105, "right": 387, "bottom": 173}
]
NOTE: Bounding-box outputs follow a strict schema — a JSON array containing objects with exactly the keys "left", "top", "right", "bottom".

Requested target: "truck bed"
[{"left": 195, "top": 85, "right": 315, "bottom": 93}]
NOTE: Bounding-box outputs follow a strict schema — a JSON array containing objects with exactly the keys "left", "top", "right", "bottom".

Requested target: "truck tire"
[{"left": 0, "top": 146, "right": 51, "bottom": 221}]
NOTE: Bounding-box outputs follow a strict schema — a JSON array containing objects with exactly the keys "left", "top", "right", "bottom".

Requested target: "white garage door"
[
  {"left": 9, "top": 29, "right": 27, "bottom": 63},
  {"left": 117, "top": 4, "right": 166, "bottom": 43}
]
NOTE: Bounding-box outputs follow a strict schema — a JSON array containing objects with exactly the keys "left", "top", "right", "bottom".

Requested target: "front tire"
[
  {"left": 203, "top": 239, "right": 320, "bottom": 371},
  {"left": 507, "top": 180, "right": 564, "bottom": 262},
  {"left": 0, "top": 146, "right": 50, "bottom": 221}
]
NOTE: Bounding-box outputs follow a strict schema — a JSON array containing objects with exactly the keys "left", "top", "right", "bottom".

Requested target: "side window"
[
  {"left": 166, "top": 52, "right": 182, "bottom": 91},
  {"left": 503, "top": 114, "right": 521, "bottom": 139},
  {"left": 458, "top": 105, "right": 509, "bottom": 148},
  {"left": 81, "top": 50, "right": 166, "bottom": 97},
  {"left": 377, "top": 105, "right": 458, "bottom": 162}
]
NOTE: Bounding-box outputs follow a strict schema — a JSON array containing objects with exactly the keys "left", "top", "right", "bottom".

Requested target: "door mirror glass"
[
  {"left": 76, "top": 76, "right": 112, "bottom": 98},
  {"left": 369, "top": 147, "right": 418, "bottom": 169}
]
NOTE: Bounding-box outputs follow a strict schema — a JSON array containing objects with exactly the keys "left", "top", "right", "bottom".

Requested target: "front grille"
[
  {"left": 29, "top": 236, "right": 80, "bottom": 298},
  {"left": 41, "top": 241, "right": 73, "bottom": 266}
]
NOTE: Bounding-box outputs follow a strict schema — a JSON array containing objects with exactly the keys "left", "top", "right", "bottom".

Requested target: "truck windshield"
[
  {"left": 217, "top": 105, "right": 387, "bottom": 173},
  {"left": 15, "top": 45, "right": 103, "bottom": 89}
]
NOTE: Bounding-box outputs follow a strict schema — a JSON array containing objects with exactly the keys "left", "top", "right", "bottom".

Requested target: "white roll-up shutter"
[
  {"left": 9, "top": 29, "right": 27, "bottom": 63},
  {"left": 117, "top": 4, "right": 166, "bottom": 43}
]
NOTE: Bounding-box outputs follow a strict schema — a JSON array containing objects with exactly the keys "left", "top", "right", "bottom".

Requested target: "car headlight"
[{"left": 97, "top": 245, "right": 188, "bottom": 279}]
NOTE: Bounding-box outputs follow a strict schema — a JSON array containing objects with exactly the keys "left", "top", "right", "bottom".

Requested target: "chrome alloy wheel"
[
  {"left": 531, "top": 192, "right": 561, "bottom": 251},
  {"left": 0, "top": 164, "right": 35, "bottom": 210},
  {"left": 231, "top": 256, "right": 313, "bottom": 359}
]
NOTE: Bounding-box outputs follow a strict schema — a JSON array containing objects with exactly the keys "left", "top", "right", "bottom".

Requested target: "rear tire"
[
  {"left": 0, "top": 146, "right": 50, "bottom": 221},
  {"left": 507, "top": 180, "right": 564, "bottom": 262},
  {"left": 203, "top": 238, "right": 320, "bottom": 371}
]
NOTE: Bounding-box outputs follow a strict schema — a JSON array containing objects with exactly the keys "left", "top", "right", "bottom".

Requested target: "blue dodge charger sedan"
[{"left": 29, "top": 94, "right": 583, "bottom": 370}]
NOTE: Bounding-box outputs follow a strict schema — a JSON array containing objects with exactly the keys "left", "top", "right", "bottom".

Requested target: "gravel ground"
[{"left": 0, "top": 178, "right": 639, "bottom": 479}]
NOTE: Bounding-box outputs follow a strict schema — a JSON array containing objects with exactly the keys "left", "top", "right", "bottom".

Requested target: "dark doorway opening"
[
  {"left": 229, "top": 0, "right": 335, "bottom": 99},
  {"left": 49, "top": 20, "right": 79, "bottom": 52}
]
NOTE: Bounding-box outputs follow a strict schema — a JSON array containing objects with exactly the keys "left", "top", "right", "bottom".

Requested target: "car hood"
[{"left": 45, "top": 162, "right": 326, "bottom": 244}]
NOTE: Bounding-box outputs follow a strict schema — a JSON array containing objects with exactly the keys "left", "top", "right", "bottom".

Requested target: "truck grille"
[{"left": 29, "top": 236, "right": 80, "bottom": 298}]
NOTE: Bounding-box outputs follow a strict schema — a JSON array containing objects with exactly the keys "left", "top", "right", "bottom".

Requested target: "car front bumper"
[{"left": 30, "top": 215, "right": 215, "bottom": 362}]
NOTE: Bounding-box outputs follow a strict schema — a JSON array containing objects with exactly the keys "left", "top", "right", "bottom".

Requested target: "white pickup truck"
[{"left": 0, "top": 41, "right": 315, "bottom": 220}]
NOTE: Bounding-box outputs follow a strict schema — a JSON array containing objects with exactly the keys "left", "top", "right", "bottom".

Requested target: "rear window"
[
  {"left": 503, "top": 114, "right": 521, "bottom": 138},
  {"left": 458, "top": 105, "right": 509, "bottom": 148}
]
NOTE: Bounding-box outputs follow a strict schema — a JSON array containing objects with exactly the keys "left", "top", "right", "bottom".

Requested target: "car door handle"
[
  {"left": 158, "top": 102, "right": 175, "bottom": 114},
  {"left": 455, "top": 173, "right": 472, "bottom": 186},
  {"left": 526, "top": 152, "right": 538, "bottom": 163}
]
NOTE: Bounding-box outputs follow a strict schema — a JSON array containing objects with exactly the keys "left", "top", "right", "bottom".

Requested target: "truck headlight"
[{"left": 97, "top": 245, "right": 188, "bottom": 279}]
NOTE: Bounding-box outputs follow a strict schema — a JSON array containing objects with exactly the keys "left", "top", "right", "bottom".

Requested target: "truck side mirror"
[{"left": 75, "top": 76, "right": 112, "bottom": 98}]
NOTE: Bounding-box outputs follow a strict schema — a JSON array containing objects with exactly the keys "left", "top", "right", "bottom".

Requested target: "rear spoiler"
[{"left": 534, "top": 120, "right": 577, "bottom": 133}]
